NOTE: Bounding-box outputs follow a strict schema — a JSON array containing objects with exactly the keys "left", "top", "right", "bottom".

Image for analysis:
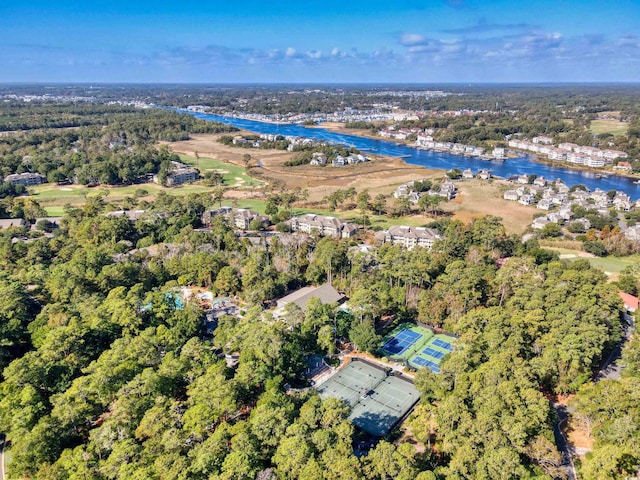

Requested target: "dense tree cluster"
[
  {"left": 570, "top": 296, "right": 640, "bottom": 478},
  {"left": 0, "top": 105, "right": 236, "bottom": 186},
  {"left": 0, "top": 198, "right": 625, "bottom": 478},
  {"left": 0, "top": 84, "right": 634, "bottom": 478}
]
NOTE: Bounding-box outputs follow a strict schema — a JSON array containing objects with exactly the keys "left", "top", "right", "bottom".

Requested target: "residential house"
[
  {"left": 289, "top": 214, "right": 358, "bottom": 239},
  {"left": 584, "top": 157, "right": 605, "bottom": 168},
  {"left": 232, "top": 208, "right": 269, "bottom": 230},
  {"left": 478, "top": 170, "right": 492, "bottom": 180},
  {"left": 503, "top": 190, "right": 519, "bottom": 201},
  {"left": 462, "top": 169, "right": 474, "bottom": 179},
  {"left": 452, "top": 144, "right": 465, "bottom": 154},
  {"left": 492, "top": 147, "right": 506, "bottom": 159},
  {"left": 537, "top": 199, "right": 552, "bottom": 210},
  {"left": 548, "top": 149, "right": 567, "bottom": 161},
  {"left": 106, "top": 209, "right": 148, "bottom": 221},
  {"left": 613, "top": 194, "right": 633, "bottom": 211},
  {"left": 557, "top": 207, "right": 574, "bottom": 221},
  {"left": 201, "top": 207, "right": 269, "bottom": 230},
  {"left": 393, "top": 182, "right": 414, "bottom": 199},
  {"left": 613, "top": 161, "right": 632, "bottom": 171},
  {"left": 4, "top": 172, "right": 47, "bottom": 186},
  {"left": 558, "top": 142, "right": 578, "bottom": 152},
  {"left": 519, "top": 194, "right": 535, "bottom": 205},
  {"left": 532, "top": 136, "right": 554, "bottom": 145},
  {"left": 310, "top": 152, "right": 327, "bottom": 166},
  {"left": 379, "top": 226, "right": 441, "bottom": 250},
  {"left": 572, "top": 218, "right": 591, "bottom": 231},
  {"left": 531, "top": 217, "right": 550, "bottom": 230},
  {"left": 533, "top": 176, "right": 547, "bottom": 187},
  {"left": 154, "top": 161, "right": 198, "bottom": 186},
  {"left": 546, "top": 212, "right": 564, "bottom": 224},
  {"left": 438, "top": 181, "right": 457, "bottom": 200},
  {"left": 604, "top": 150, "right": 628, "bottom": 160},
  {"left": 555, "top": 182, "right": 570, "bottom": 194},
  {"left": 416, "top": 134, "right": 434, "bottom": 147},
  {"left": 551, "top": 194, "right": 568, "bottom": 205},
  {"left": 408, "top": 191, "right": 421, "bottom": 204},
  {"left": 619, "top": 291, "right": 639, "bottom": 313},
  {"left": 332, "top": 156, "right": 346, "bottom": 167}
]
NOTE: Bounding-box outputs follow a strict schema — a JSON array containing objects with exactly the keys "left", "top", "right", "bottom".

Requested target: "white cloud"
[{"left": 400, "top": 33, "right": 427, "bottom": 47}]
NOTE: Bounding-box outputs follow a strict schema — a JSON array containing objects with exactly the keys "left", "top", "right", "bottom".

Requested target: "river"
[{"left": 182, "top": 109, "right": 640, "bottom": 200}]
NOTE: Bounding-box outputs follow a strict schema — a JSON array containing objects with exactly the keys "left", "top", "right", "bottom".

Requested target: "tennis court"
[
  {"left": 432, "top": 338, "right": 453, "bottom": 351},
  {"left": 422, "top": 347, "right": 445, "bottom": 359},
  {"left": 380, "top": 324, "right": 433, "bottom": 361},
  {"left": 317, "top": 359, "right": 420, "bottom": 437},
  {"left": 411, "top": 356, "right": 441, "bottom": 373},
  {"left": 316, "top": 360, "right": 387, "bottom": 407},
  {"left": 381, "top": 330, "right": 422, "bottom": 356},
  {"left": 408, "top": 333, "right": 456, "bottom": 374}
]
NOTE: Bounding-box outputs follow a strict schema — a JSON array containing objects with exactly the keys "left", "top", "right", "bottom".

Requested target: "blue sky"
[{"left": 1, "top": 0, "right": 639, "bottom": 83}]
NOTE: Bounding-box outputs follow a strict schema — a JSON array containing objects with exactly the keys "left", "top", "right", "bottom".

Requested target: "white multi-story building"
[
  {"left": 378, "top": 226, "right": 441, "bottom": 250},
  {"left": 289, "top": 214, "right": 358, "bottom": 238},
  {"left": 4, "top": 172, "right": 47, "bottom": 186}
]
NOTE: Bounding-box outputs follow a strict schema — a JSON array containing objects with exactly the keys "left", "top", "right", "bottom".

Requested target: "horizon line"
[{"left": 2, "top": 81, "right": 640, "bottom": 87}]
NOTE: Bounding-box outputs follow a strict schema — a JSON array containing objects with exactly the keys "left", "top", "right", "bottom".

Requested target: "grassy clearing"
[
  {"left": 178, "top": 154, "right": 262, "bottom": 187},
  {"left": 589, "top": 119, "right": 628, "bottom": 136},
  {"left": 546, "top": 246, "right": 640, "bottom": 275},
  {"left": 586, "top": 255, "right": 639, "bottom": 274},
  {"left": 44, "top": 205, "right": 67, "bottom": 217},
  {"left": 30, "top": 182, "right": 222, "bottom": 213}
]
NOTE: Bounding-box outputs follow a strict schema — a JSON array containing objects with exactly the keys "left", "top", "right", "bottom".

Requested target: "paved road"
[
  {"left": 551, "top": 404, "right": 577, "bottom": 480},
  {"left": 597, "top": 321, "right": 633, "bottom": 382}
]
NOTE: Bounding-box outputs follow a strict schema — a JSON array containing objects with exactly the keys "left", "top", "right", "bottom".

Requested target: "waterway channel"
[{"left": 181, "top": 109, "right": 640, "bottom": 200}]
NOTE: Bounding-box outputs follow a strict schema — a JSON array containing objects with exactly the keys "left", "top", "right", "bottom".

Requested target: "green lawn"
[
  {"left": 546, "top": 247, "right": 640, "bottom": 274},
  {"left": 580, "top": 255, "right": 640, "bottom": 274},
  {"left": 44, "top": 205, "right": 67, "bottom": 217},
  {"left": 31, "top": 182, "right": 227, "bottom": 214},
  {"left": 178, "top": 154, "right": 262, "bottom": 187},
  {"left": 589, "top": 120, "right": 629, "bottom": 136}
]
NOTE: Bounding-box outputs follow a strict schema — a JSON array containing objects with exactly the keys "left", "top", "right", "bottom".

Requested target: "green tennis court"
[
  {"left": 408, "top": 333, "right": 456, "bottom": 373},
  {"left": 379, "top": 324, "right": 434, "bottom": 362},
  {"left": 317, "top": 359, "right": 420, "bottom": 437}
]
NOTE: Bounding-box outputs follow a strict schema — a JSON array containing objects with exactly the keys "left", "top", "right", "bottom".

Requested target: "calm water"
[{"left": 182, "top": 109, "right": 640, "bottom": 200}]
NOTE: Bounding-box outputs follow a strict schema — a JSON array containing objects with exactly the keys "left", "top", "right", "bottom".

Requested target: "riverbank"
[
  {"left": 182, "top": 110, "right": 640, "bottom": 200},
  {"left": 312, "top": 119, "right": 638, "bottom": 181},
  {"left": 526, "top": 154, "right": 640, "bottom": 182}
]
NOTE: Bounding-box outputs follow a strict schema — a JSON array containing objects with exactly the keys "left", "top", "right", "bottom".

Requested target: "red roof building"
[{"left": 619, "top": 291, "right": 639, "bottom": 312}]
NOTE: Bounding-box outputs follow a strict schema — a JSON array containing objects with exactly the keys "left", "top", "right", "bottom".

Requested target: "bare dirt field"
[{"left": 441, "top": 179, "right": 536, "bottom": 234}]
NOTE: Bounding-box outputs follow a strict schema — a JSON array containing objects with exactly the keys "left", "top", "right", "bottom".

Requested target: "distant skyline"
[{"left": 2, "top": 0, "right": 640, "bottom": 83}]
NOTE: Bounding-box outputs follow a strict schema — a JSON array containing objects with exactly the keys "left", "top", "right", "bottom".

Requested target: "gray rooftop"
[{"left": 277, "top": 283, "right": 345, "bottom": 311}]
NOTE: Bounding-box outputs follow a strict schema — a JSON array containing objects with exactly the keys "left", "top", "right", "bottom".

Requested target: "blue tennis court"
[
  {"left": 432, "top": 338, "right": 453, "bottom": 351},
  {"left": 423, "top": 347, "right": 445, "bottom": 360},
  {"left": 381, "top": 330, "right": 422, "bottom": 356},
  {"left": 412, "top": 356, "right": 440, "bottom": 373}
]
